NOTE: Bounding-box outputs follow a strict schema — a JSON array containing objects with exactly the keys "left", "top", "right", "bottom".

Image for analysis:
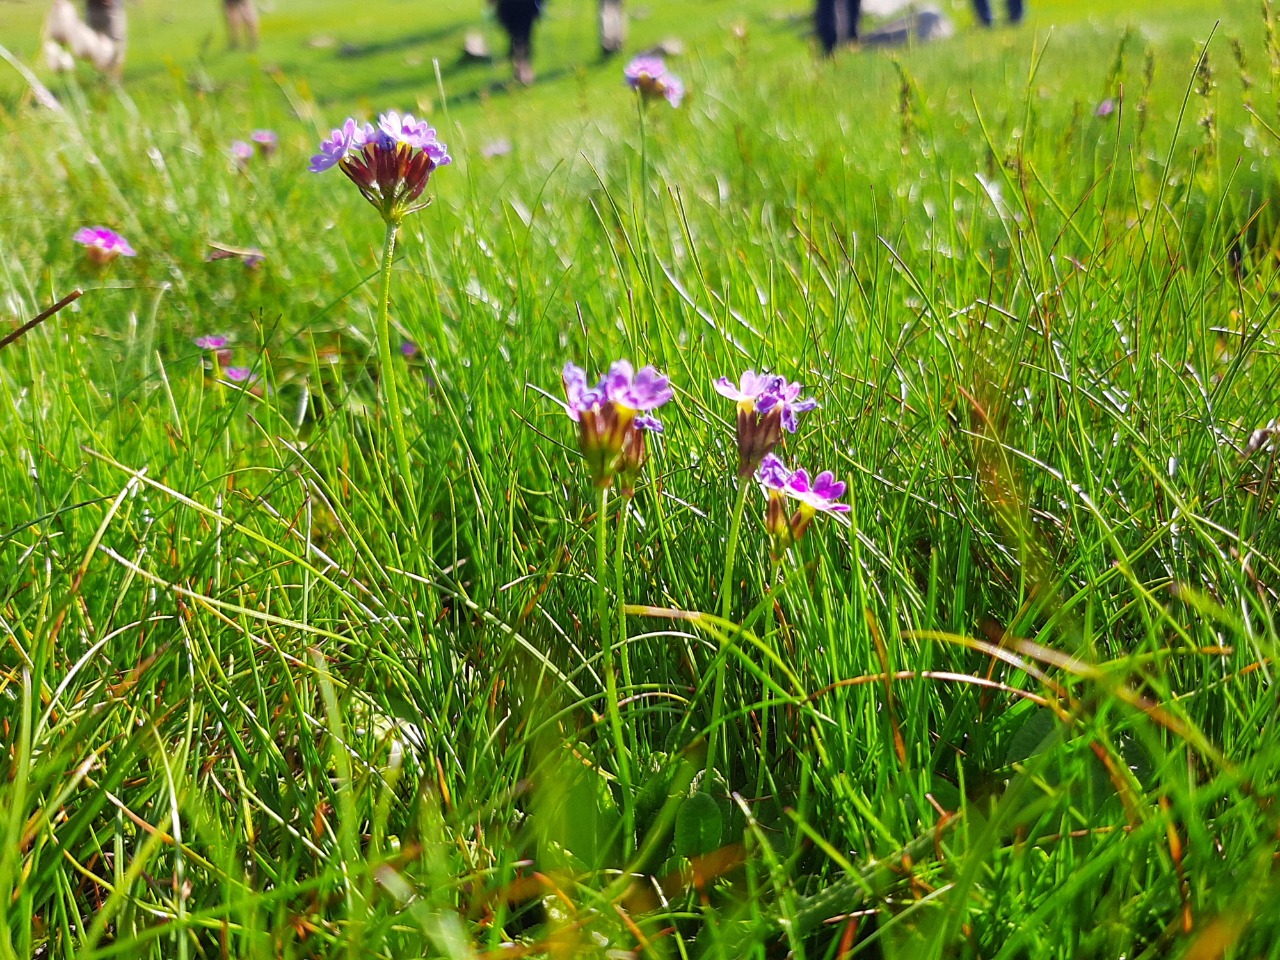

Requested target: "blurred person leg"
[
  {"left": 1007, "top": 0, "right": 1024, "bottom": 24},
  {"left": 816, "top": 0, "right": 838, "bottom": 54},
  {"left": 845, "top": 0, "right": 861, "bottom": 40},
  {"left": 600, "top": 0, "right": 625, "bottom": 56},
  {"left": 84, "top": 0, "right": 126, "bottom": 75},
  {"left": 973, "top": 0, "right": 993, "bottom": 26},
  {"left": 494, "top": 0, "right": 541, "bottom": 84}
]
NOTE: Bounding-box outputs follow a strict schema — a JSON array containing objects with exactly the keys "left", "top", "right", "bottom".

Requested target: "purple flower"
[
  {"left": 622, "top": 362, "right": 675, "bottom": 411},
  {"left": 310, "top": 112, "right": 451, "bottom": 222},
  {"left": 74, "top": 226, "right": 136, "bottom": 264},
  {"left": 755, "top": 452, "right": 791, "bottom": 490},
  {"left": 224, "top": 366, "right": 254, "bottom": 383},
  {"left": 1094, "top": 98, "right": 1116, "bottom": 118},
  {"left": 242, "top": 250, "right": 265, "bottom": 269},
  {"left": 401, "top": 341, "right": 419, "bottom": 357},
  {"left": 756, "top": 377, "right": 819, "bottom": 434},
  {"left": 785, "top": 468, "right": 850, "bottom": 514},
  {"left": 481, "top": 138, "right": 512, "bottom": 159},
  {"left": 625, "top": 55, "right": 684, "bottom": 107},
  {"left": 718, "top": 371, "right": 816, "bottom": 475},
  {"left": 558, "top": 359, "right": 672, "bottom": 491},
  {"left": 754, "top": 453, "right": 849, "bottom": 554},
  {"left": 251, "top": 129, "right": 278, "bottom": 155},
  {"left": 714, "top": 369, "right": 774, "bottom": 406},
  {"left": 195, "top": 335, "right": 228, "bottom": 350},
  {"left": 562, "top": 361, "right": 605, "bottom": 421},
  {"left": 308, "top": 118, "right": 359, "bottom": 173},
  {"left": 231, "top": 140, "right": 254, "bottom": 165}
]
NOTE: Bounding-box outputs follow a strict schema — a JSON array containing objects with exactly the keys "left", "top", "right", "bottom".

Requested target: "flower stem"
[
  {"left": 614, "top": 497, "right": 637, "bottom": 855},
  {"left": 708, "top": 479, "right": 750, "bottom": 778},
  {"left": 597, "top": 486, "right": 633, "bottom": 852},
  {"left": 377, "top": 219, "right": 414, "bottom": 502},
  {"left": 755, "top": 556, "right": 782, "bottom": 799}
]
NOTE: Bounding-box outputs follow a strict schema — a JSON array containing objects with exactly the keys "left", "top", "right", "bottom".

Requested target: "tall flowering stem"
[
  {"left": 557, "top": 359, "right": 671, "bottom": 854},
  {"left": 708, "top": 371, "right": 817, "bottom": 777},
  {"left": 310, "top": 111, "right": 451, "bottom": 500},
  {"left": 377, "top": 220, "right": 414, "bottom": 497},
  {"left": 594, "top": 484, "right": 632, "bottom": 853}
]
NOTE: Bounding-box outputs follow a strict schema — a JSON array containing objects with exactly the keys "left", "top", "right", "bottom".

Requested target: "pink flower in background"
[
  {"left": 625, "top": 55, "right": 684, "bottom": 107},
  {"left": 74, "top": 226, "right": 135, "bottom": 264}
]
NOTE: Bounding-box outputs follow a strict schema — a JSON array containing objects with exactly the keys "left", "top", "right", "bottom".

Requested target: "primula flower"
[
  {"left": 716, "top": 370, "right": 817, "bottom": 475},
  {"left": 624, "top": 55, "right": 684, "bottom": 107},
  {"left": 251, "top": 129, "right": 278, "bottom": 155},
  {"left": 755, "top": 453, "right": 849, "bottom": 557},
  {"left": 758, "top": 377, "right": 819, "bottom": 434},
  {"left": 195, "top": 335, "right": 228, "bottom": 350},
  {"left": 74, "top": 227, "right": 136, "bottom": 265},
  {"left": 309, "top": 111, "right": 452, "bottom": 223},
  {"left": 561, "top": 359, "right": 672, "bottom": 492}
]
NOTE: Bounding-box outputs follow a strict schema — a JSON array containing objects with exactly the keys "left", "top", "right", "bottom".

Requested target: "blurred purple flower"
[
  {"left": 1094, "top": 98, "right": 1116, "bottom": 118},
  {"left": 251, "top": 129, "right": 278, "bottom": 155},
  {"left": 231, "top": 140, "right": 254, "bottom": 166},
  {"left": 195, "top": 335, "right": 228, "bottom": 350},
  {"left": 224, "top": 366, "right": 254, "bottom": 383},
  {"left": 625, "top": 55, "right": 684, "bottom": 107},
  {"left": 401, "top": 341, "right": 419, "bottom": 357},
  {"left": 74, "top": 226, "right": 136, "bottom": 264},
  {"left": 481, "top": 138, "right": 512, "bottom": 159}
]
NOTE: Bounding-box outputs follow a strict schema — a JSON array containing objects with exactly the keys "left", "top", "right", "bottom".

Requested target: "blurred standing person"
[
  {"left": 224, "top": 0, "right": 260, "bottom": 49},
  {"left": 973, "top": 0, "right": 1023, "bottom": 26},
  {"left": 44, "top": 0, "right": 125, "bottom": 76},
  {"left": 492, "top": 0, "right": 542, "bottom": 85},
  {"left": 815, "top": 0, "right": 861, "bottom": 54}
]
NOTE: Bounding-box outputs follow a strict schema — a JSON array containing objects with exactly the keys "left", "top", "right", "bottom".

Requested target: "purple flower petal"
[
  {"left": 309, "top": 118, "right": 358, "bottom": 173},
  {"left": 755, "top": 453, "right": 791, "bottom": 490},
  {"left": 635, "top": 413, "right": 663, "bottom": 433},
  {"left": 195, "top": 335, "right": 228, "bottom": 350},
  {"left": 224, "top": 366, "right": 254, "bottom": 383},
  {"left": 74, "top": 226, "right": 136, "bottom": 258},
  {"left": 628, "top": 365, "right": 673, "bottom": 411}
]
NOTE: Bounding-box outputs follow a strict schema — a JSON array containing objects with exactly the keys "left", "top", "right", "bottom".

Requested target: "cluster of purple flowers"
[
  {"left": 74, "top": 226, "right": 135, "bottom": 265},
  {"left": 715, "top": 369, "right": 844, "bottom": 554},
  {"left": 757, "top": 452, "right": 849, "bottom": 554},
  {"left": 194, "top": 335, "right": 259, "bottom": 388},
  {"left": 557, "top": 359, "right": 846, "bottom": 552},
  {"left": 561, "top": 360, "right": 673, "bottom": 497},
  {"left": 231, "top": 130, "right": 277, "bottom": 168},
  {"left": 624, "top": 56, "right": 684, "bottom": 108},
  {"left": 309, "top": 111, "right": 451, "bottom": 223},
  {"left": 714, "top": 369, "right": 819, "bottom": 476}
]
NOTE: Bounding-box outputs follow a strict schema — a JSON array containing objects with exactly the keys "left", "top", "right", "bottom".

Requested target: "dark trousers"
[
  {"left": 973, "top": 0, "right": 1023, "bottom": 25},
  {"left": 494, "top": 0, "right": 543, "bottom": 57},
  {"left": 816, "top": 0, "right": 862, "bottom": 53}
]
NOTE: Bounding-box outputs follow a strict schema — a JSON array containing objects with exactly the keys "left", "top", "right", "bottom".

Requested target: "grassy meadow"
[{"left": 3, "top": 0, "right": 1280, "bottom": 956}]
